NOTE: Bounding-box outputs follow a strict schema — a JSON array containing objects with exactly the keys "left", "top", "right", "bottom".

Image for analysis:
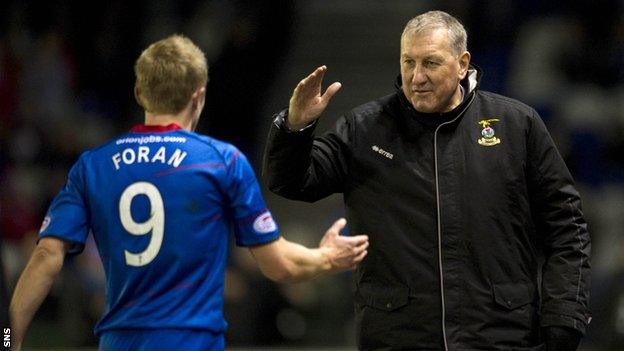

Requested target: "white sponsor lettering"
[
  {"left": 112, "top": 153, "right": 122, "bottom": 170},
  {"left": 137, "top": 146, "right": 150, "bottom": 163},
  {"left": 167, "top": 149, "right": 188, "bottom": 167},
  {"left": 111, "top": 146, "right": 188, "bottom": 170},
  {"left": 115, "top": 135, "right": 187, "bottom": 145},
  {"left": 122, "top": 148, "right": 136, "bottom": 164},
  {"left": 152, "top": 146, "right": 166, "bottom": 164},
  {"left": 4, "top": 327, "right": 10, "bottom": 347},
  {"left": 371, "top": 145, "right": 394, "bottom": 159}
]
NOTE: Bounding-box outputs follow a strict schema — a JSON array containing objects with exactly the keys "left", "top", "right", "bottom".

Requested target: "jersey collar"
[{"left": 130, "top": 123, "right": 183, "bottom": 133}]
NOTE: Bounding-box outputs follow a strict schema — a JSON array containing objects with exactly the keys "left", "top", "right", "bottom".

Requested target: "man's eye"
[{"left": 425, "top": 60, "right": 440, "bottom": 67}]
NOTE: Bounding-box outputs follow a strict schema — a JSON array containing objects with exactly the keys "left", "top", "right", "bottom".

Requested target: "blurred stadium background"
[{"left": 1, "top": 0, "right": 623, "bottom": 350}]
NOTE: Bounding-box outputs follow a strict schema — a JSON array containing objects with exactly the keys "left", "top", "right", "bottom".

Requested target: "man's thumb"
[
  {"left": 328, "top": 218, "right": 347, "bottom": 235},
  {"left": 321, "top": 82, "right": 342, "bottom": 104}
]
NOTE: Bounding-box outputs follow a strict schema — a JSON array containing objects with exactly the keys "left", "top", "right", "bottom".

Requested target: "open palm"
[{"left": 288, "top": 65, "right": 342, "bottom": 130}]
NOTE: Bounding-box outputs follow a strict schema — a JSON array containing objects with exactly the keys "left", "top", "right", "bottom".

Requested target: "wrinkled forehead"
[{"left": 400, "top": 28, "right": 454, "bottom": 55}]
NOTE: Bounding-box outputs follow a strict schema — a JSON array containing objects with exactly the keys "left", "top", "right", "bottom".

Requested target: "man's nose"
[{"left": 411, "top": 66, "right": 427, "bottom": 85}]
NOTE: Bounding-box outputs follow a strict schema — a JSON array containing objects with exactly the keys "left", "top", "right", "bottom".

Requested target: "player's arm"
[
  {"left": 249, "top": 218, "right": 368, "bottom": 283},
  {"left": 9, "top": 237, "right": 70, "bottom": 351}
]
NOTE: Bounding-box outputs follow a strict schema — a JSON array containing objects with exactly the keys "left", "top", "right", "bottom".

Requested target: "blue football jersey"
[{"left": 39, "top": 124, "right": 280, "bottom": 337}]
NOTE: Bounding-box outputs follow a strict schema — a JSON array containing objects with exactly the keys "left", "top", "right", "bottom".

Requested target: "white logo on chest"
[{"left": 371, "top": 145, "right": 394, "bottom": 160}]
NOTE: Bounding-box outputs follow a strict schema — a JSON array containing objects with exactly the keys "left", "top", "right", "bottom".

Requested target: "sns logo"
[
  {"left": 253, "top": 211, "right": 277, "bottom": 234},
  {"left": 3, "top": 327, "right": 10, "bottom": 348}
]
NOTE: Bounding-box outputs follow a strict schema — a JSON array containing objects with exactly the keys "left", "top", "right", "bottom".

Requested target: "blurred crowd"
[{"left": 1, "top": 0, "right": 623, "bottom": 349}]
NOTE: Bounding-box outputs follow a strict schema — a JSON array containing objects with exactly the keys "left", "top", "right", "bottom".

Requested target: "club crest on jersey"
[
  {"left": 253, "top": 211, "right": 277, "bottom": 234},
  {"left": 477, "top": 118, "right": 501, "bottom": 146}
]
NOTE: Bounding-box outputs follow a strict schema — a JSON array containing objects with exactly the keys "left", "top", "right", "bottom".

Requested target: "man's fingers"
[
  {"left": 316, "top": 65, "right": 327, "bottom": 89},
  {"left": 309, "top": 65, "right": 326, "bottom": 82},
  {"left": 321, "top": 82, "right": 342, "bottom": 105},
  {"left": 352, "top": 249, "right": 368, "bottom": 264},
  {"left": 351, "top": 239, "right": 369, "bottom": 254},
  {"left": 342, "top": 234, "right": 368, "bottom": 246},
  {"left": 291, "top": 66, "right": 335, "bottom": 114},
  {"left": 300, "top": 66, "right": 326, "bottom": 89},
  {"left": 355, "top": 239, "right": 369, "bottom": 251}
]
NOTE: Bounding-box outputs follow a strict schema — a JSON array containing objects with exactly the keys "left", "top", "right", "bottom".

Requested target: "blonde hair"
[
  {"left": 402, "top": 10, "right": 467, "bottom": 56},
  {"left": 134, "top": 35, "right": 208, "bottom": 114}
]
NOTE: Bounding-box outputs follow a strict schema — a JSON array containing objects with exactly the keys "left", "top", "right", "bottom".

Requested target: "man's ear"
[
  {"left": 191, "top": 87, "right": 206, "bottom": 110},
  {"left": 134, "top": 86, "right": 144, "bottom": 108},
  {"left": 458, "top": 51, "right": 471, "bottom": 79}
]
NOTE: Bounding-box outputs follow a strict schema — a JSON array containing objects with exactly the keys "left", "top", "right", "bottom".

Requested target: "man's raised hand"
[{"left": 288, "top": 66, "right": 342, "bottom": 130}]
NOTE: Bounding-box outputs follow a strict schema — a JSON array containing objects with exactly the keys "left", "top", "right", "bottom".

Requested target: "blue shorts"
[{"left": 99, "top": 329, "right": 224, "bottom": 351}]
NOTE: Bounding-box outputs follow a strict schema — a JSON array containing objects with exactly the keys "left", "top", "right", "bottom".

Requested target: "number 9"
[{"left": 119, "top": 182, "right": 164, "bottom": 266}]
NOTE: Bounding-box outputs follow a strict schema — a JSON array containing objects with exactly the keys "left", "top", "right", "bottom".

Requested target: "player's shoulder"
[
  {"left": 71, "top": 135, "right": 121, "bottom": 165},
  {"left": 174, "top": 132, "right": 250, "bottom": 171},
  {"left": 185, "top": 131, "right": 244, "bottom": 164}
]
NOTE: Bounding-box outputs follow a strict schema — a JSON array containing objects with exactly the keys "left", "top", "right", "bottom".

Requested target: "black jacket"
[{"left": 263, "top": 67, "right": 591, "bottom": 350}]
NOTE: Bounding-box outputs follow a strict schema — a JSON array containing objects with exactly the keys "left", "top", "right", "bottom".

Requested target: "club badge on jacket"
[{"left": 477, "top": 118, "right": 501, "bottom": 146}]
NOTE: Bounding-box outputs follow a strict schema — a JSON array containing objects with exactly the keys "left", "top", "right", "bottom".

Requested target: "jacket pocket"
[
  {"left": 493, "top": 282, "right": 535, "bottom": 310},
  {"left": 501, "top": 343, "right": 546, "bottom": 351},
  {"left": 355, "top": 283, "right": 412, "bottom": 350},
  {"left": 359, "top": 283, "right": 410, "bottom": 311}
]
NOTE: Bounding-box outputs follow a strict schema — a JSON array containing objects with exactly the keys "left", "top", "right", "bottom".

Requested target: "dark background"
[{"left": 1, "top": 1, "right": 623, "bottom": 349}]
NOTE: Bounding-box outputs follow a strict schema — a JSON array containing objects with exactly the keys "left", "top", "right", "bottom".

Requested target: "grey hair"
[{"left": 401, "top": 10, "right": 467, "bottom": 56}]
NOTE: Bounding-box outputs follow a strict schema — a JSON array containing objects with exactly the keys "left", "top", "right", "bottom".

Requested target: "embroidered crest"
[{"left": 477, "top": 118, "right": 501, "bottom": 146}]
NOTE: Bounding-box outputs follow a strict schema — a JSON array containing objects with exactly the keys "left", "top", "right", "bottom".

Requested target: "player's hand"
[
  {"left": 288, "top": 65, "right": 342, "bottom": 130},
  {"left": 319, "top": 218, "right": 368, "bottom": 272}
]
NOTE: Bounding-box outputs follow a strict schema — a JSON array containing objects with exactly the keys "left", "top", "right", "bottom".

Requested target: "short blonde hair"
[
  {"left": 134, "top": 35, "right": 208, "bottom": 114},
  {"left": 402, "top": 11, "right": 467, "bottom": 56}
]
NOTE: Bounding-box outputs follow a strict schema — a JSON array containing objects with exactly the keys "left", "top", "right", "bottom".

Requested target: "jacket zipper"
[{"left": 433, "top": 92, "right": 476, "bottom": 351}]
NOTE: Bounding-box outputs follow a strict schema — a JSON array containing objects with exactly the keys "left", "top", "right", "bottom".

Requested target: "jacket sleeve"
[
  {"left": 526, "top": 110, "right": 591, "bottom": 335},
  {"left": 262, "top": 109, "right": 351, "bottom": 202}
]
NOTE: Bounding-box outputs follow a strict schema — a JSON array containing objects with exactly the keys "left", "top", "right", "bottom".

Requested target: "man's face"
[{"left": 400, "top": 28, "right": 470, "bottom": 113}]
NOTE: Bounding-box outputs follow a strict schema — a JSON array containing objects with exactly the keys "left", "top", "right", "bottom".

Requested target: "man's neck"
[
  {"left": 444, "top": 84, "right": 464, "bottom": 113},
  {"left": 144, "top": 112, "right": 192, "bottom": 131}
]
